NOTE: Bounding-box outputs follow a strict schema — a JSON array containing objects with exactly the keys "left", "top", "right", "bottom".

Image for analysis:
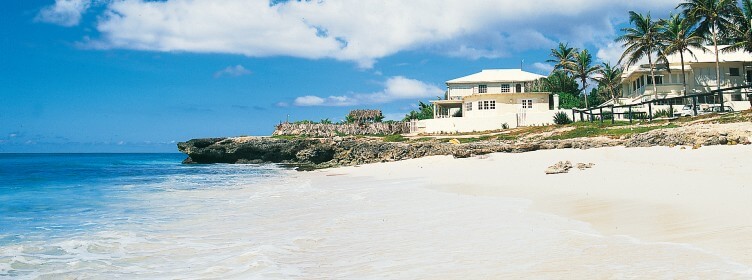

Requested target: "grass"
[
  {"left": 546, "top": 122, "right": 679, "bottom": 140},
  {"left": 382, "top": 134, "right": 407, "bottom": 142}
]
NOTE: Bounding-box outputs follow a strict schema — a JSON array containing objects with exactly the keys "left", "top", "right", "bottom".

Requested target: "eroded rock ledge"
[{"left": 177, "top": 122, "right": 752, "bottom": 170}]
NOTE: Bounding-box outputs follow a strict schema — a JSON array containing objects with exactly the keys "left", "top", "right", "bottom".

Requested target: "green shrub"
[
  {"left": 501, "top": 123, "right": 509, "bottom": 129},
  {"left": 553, "top": 111, "right": 573, "bottom": 125},
  {"left": 653, "top": 109, "right": 672, "bottom": 118},
  {"left": 601, "top": 111, "right": 613, "bottom": 120}
]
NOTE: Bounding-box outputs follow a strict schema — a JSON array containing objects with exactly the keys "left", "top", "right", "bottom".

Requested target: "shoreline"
[
  {"left": 309, "top": 145, "right": 752, "bottom": 267},
  {"left": 177, "top": 114, "right": 752, "bottom": 169}
]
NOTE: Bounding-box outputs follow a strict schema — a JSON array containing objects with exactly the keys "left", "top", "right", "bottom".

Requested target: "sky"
[{"left": 1, "top": 0, "right": 681, "bottom": 153}]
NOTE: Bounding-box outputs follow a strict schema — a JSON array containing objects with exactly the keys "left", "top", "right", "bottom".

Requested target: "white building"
[
  {"left": 614, "top": 46, "right": 752, "bottom": 111},
  {"left": 412, "top": 69, "right": 564, "bottom": 134}
]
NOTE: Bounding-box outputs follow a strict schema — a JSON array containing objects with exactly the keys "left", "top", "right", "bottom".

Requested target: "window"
[
  {"left": 478, "top": 100, "right": 496, "bottom": 110},
  {"left": 478, "top": 84, "right": 488, "bottom": 93},
  {"left": 500, "top": 84, "right": 510, "bottom": 93},
  {"left": 465, "top": 102, "right": 473, "bottom": 111},
  {"left": 515, "top": 84, "right": 522, "bottom": 93},
  {"left": 647, "top": 76, "right": 662, "bottom": 84},
  {"left": 672, "top": 74, "right": 681, "bottom": 84},
  {"left": 522, "top": 99, "right": 533, "bottom": 109},
  {"left": 730, "top": 67, "right": 740, "bottom": 77}
]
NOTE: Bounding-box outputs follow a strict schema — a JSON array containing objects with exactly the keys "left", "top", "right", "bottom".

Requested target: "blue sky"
[{"left": 1, "top": 0, "right": 679, "bottom": 152}]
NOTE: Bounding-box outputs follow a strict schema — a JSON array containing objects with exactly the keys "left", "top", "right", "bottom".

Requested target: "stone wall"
[{"left": 273, "top": 122, "right": 409, "bottom": 137}]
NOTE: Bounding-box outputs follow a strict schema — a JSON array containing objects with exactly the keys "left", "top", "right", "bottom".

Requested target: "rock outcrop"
[
  {"left": 273, "top": 122, "right": 409, "bottom": 138},
  {"left": 178, "top": 122, "right": 752, "bottom": 169}
]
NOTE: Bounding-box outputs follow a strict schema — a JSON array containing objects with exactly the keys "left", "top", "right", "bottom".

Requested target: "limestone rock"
[
  {"left": 545, "top": 161, "right": 572, "bottom": 174},
  {"left": 576, "top": 162, "right": 595, "bottom": 170}
]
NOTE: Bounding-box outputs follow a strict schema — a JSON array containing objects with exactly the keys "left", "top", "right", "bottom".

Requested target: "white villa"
[
  {"left": 612, "top": 45, "right": 752, "bottom": 111},
  {"left": 411, "top": 69, "right": 564, "bottom": 134}
]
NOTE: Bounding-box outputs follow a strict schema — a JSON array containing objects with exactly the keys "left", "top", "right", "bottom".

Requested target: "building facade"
[
  {"left": 617, "top": 46, "right": 752, "bottom": 110},
  {"left": 412, "top": 69, "right": 562, "bottom": 134}
]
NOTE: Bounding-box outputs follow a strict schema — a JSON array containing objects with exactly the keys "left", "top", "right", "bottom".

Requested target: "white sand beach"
[
  {"left": 7, "top": 146, "right": 752, "bottom": 278},
  {"left": 299, "top": 145, "right": 752, "bottom": 278}
]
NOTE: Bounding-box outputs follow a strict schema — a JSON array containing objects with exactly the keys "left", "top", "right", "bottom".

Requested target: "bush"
[
  {"left": 601, "top": 111, "right": 613, "bottom": 120},
  {"left": 626, "top": 111, "right": 647, "bottom": 119},
  {"left": 553, "top": 111, "right": 573, "bottom": 125},
  {"left": 653, "top": 109, "right": 672, "bottom": 118},
  {"left": 501, "top": 123, "right": 509, "bottom": 129}
]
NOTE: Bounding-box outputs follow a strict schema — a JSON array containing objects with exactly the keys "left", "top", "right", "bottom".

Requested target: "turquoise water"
[{"left": 0, "top": 153, "right": 282, "bottom": 278}]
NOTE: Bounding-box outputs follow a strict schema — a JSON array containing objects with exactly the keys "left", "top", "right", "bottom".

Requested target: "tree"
[
  {"left": 593, "top": 62, "right": 623, "bottom": 103},
  {"left": 530, "top": 71, "right": 582, "bottom": 109},
  {"left": 659, "top": 13, "right": 706, "bottom": 95},
  {"left": 678, "top": 0, "right": 737, "bottom": 106},
  {"left": 543, "top": 71, "right": 581, "bottom": 94},
  {"left": 725, "top": 0, "right": 752, "bottom": 53},
  {"left": 564, "top": 49, "right": 601, "bottom": 108},
  {"left": 546, "top": 42, "right": 578, "bottom": 74},
  {"left": 616, "top": 11, "right": 662, "bottom": 100},
  {"left": 403, "top": 101, "right": 434, "bottom": 121},
  {"left": 557, "top": 92, "right": 584, "bottom": 109}
]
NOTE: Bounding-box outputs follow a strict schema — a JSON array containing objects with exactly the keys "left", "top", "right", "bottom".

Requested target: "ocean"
[
  {"left": 0, "top": 153, "right": 287, "bottom": 279},
  {"left": 1, "top": 153, "right": 750, "bottom": 279}
]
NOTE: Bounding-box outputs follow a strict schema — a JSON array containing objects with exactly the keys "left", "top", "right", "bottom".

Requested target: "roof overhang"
[{"left": 430, "top": 100, "right": 463, "bottom": 105}]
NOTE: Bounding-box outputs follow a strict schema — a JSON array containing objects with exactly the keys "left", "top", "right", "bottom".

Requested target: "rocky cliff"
[{"left": 178, "top": 122, "right": 752, "bottom": 169}]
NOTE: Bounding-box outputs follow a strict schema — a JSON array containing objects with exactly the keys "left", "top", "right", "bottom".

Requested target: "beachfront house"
[
  {"left": 612, "top": 46, "right": 752, "bottom": 111},
  {"left": 411, "top": 69, "right": 564, "bottom": 134}
]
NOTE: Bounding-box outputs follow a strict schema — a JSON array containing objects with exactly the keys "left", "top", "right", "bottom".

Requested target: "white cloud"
[
  {"left": 596, "top": 42, "right": 627, "bottom": 65},
  {"left": 293, "top": 95, "right": 358, "bottom": 107},
  {"left": 79, "top": 0, "right": 679, "bottom": 68},
  {"left": 532, "top": 62, "right": 554, "bottom": 75},
  {"left": 293, "top": 96, "right": 325, "bottom": 106},
  {"left": 293, "top": 76, "right": 442, "bottom": 107},
  {"left": 36, "top": 0, "right": 92, "bottom": 27},
  {"left": 213, "top": 65, "right": 252, "bottom": 78}
]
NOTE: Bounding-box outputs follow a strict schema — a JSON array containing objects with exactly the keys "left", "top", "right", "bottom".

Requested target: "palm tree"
[
  {"left": 616, "top": 11, "right": 662, "bottom": 100},
  {"left": 546, "top": 42, "right": 578, "bottom": 74},
  {"left": 659, "top": 13, "right": 706, "bottom": 96},
  {"left": 678, "top": 0, "right": 736, "bottom": 103},
  {"left": 725, "top": 0, "right": 752, "bottom": 53},
  {"left": 593, "top": 62, "right": 623, "bottom": 104},
  {"left": 564, "top": 49, "right": 601, "bottom": 108}
]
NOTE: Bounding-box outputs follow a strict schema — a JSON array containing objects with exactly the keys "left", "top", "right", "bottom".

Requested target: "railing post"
[
  {"left": 669, "top": 103, "right": 673, "bottom": 118},
  {"left": 719, "top": 90, "right": 725, "bottom": 112},
  {"left": 599, "top": 107, "right": 603, "bottom": 123},
  {"left": 648, "top": 102, "right": 653, "bottom": 122},
  {"left": 629, "top": 106, "right": 633, "bottom": 123},
  {"left": 693, "top": 96, "right": 698, "bottom": 116}
]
